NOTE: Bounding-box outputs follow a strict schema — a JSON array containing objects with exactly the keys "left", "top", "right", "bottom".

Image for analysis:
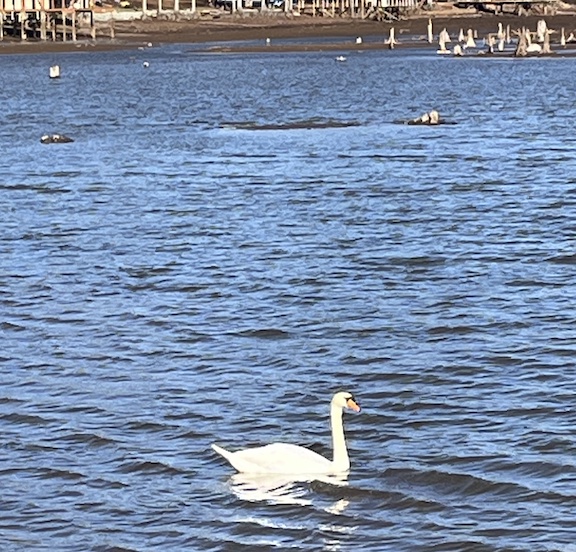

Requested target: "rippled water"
[{"left": 2, "top": 42, "right": 576, "bottom": 551}]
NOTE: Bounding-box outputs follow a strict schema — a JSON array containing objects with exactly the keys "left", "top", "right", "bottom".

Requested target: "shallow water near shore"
[{"left": 2, "top": 43, "right": 576, "bottom": 551}]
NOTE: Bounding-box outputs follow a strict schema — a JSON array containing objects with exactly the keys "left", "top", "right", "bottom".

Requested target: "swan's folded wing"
[{"left": 221, "top": 443, "right": 332, "bottom": 474}]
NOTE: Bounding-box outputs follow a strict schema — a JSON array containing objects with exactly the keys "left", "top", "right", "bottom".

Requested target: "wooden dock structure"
[
  {"left": 0, "top": 0, "right": 115, "bottom": 41},
  {"left": 0, "top": 0, "right": 424, "bottom": 43},
  {"left": 454, "top": 0, "right": 558, "bottom": 14}
]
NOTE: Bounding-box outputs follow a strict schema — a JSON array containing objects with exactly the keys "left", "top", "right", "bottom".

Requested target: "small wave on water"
[{"left": 221, "top": 118, "right": 360, "bottom": 130}]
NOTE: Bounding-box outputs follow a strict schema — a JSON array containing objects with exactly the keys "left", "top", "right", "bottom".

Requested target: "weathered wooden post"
[
  {"left": 465, "top": 28, "right": 475, "bottom": 48},
  {"left": 386, "top": 27, "right": 398, "bottom": 49},
  {"left": 536, "top": 19, "right": 547, "bottom": 42},
  {"left": 20, "top": 3, "right": 26, "bottom": 40},
  {"left": 541, "top": 30, "right": 552, "bottom": 54},
  {"left": 71, "top": 9, "right": 76, "bottom": 41},
  {"left": 437, "top": 28, "right": 449, "bottom": 53},
  {"left": 90, "top": 10, "right": 95, "bottom": 39},
  {"left": 40, "top": 1, "right": 47, "bottom": 40},
  {"left": 427, "top": 18, "right": 433, "bottom": 43},
  {"left": 62, "top": 9, "right": 67, "bottom": 41},
  {"left": 174, "top": 0, "right": 179, "bottom": 11},
  {"left": 190, "top": 0, "right": 195, "bottom": 12},
  {"left": 0, "top": 0, "right": 5, "bottom": 42},
  {"left": 514, "top": 27, "right": 527, "bottom": 56},
  {"left": 142, "top": 0, "right": 147, "bottom": 13}
]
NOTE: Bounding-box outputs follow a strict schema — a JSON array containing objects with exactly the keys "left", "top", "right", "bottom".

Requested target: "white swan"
[{"left": 211, "top": 391, "right": 361, "bottom": 474}]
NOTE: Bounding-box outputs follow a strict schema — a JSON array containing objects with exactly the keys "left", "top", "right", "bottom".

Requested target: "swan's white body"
[{"left": 211, "top": 391, "right": 360, "bottom": 475}]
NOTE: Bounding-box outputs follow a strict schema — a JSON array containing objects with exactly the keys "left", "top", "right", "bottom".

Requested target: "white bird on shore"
[
  {"left": 212, "top": 391, "right": 361, "bottom": 474},
  {"left": 356, "top": 36, "right": 363, "bottom": 44}
]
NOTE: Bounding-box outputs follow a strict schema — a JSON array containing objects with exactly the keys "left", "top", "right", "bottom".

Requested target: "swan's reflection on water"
[
  {"left": 230, "top": 473, "right": 354, "bottom": 551},
  {"left": 229, "top": 472, "right": 349, "bottom": 508}
]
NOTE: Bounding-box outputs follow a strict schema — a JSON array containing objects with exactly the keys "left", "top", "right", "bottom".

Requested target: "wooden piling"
[
  {"left": 40, "top": 8, "right": 46, "bottom": 40},
  {"left": 20, "top": 6, "right": 26, "bottom": 40}
]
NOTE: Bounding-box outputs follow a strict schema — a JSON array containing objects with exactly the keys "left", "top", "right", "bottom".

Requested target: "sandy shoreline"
[{"left": 1, "top": 9, "right": 576, "bottom": 55}]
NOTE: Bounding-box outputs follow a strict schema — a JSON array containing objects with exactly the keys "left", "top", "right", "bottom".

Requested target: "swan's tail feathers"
[
  {"left": 212, "top": 443, "right": 233, "bottom": 461},
  {"left": 211, "top": 443, "right": 253, "bottom": 473}
]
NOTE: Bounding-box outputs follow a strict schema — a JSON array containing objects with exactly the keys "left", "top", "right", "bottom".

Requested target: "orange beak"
[{"left": 346, "top": 398, "right": 361, "bottom": 412}]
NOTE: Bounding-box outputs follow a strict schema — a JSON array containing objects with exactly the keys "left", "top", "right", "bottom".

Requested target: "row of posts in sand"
[
  {"left": 185, "top": 0, "right": 417, "bottom": 17},
  {"left": 382, "top": 18, "right": 575, "bottom": 56}
]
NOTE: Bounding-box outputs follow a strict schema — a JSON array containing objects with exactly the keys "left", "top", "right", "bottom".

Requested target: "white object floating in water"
[
  {"left": 147, "top": 42, "right": 153, "bottom": 48},
  {"left": 49, "top": 65, "right": 60, "bottom": 79},
  {"left": 143, "top": 61, "right": 150, "bottom": 68},
  {"left": 266, "top": 37, "right": 271, "bottom": 45},
  {"left": 355, "top": 36, "right": 362, "bottom": 44},
  {"left": 335, "top": 55, "right": 347, "bottom": 62}
]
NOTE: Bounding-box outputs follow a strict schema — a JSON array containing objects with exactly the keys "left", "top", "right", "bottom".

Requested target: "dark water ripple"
[{"left": 1, "top": 45, "right": 576, "bottom": 550}]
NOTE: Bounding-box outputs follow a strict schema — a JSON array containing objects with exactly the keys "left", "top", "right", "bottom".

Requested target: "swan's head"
[{"left": 332, "top": 391, "right": 361, "bottom": 413}]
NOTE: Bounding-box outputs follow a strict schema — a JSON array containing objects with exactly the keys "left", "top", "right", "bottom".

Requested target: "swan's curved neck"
[{"left": 331, "top": 403, "right": 350, "bottom": 472}]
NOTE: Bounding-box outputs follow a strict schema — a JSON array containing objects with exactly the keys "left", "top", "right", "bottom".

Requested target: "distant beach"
[{"left": 1, "top": 5, "right": 576, "bottom": 55}]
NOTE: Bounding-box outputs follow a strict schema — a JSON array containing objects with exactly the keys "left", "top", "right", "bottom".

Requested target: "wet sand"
[{"left": 1, "top": 8, "right": 576, "bottom": 55}]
